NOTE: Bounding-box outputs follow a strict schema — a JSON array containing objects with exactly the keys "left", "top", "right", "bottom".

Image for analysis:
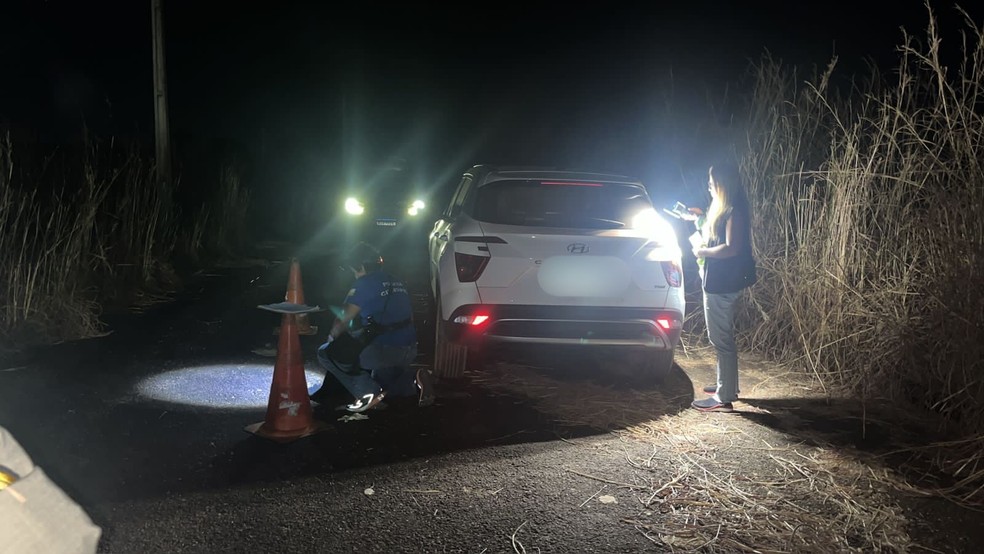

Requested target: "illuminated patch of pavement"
[{"left": 136, "top": 364, "right": 326, "bottom": 409}]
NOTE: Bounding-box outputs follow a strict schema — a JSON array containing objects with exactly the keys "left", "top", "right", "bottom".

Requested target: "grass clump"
[{"left": 0, "top": 133, "right": 252, "bottom": 350}]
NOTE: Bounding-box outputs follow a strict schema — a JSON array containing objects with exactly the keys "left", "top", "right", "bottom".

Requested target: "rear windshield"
[{"left": 470, "top": 179, "right": 652, "bottom": 229}]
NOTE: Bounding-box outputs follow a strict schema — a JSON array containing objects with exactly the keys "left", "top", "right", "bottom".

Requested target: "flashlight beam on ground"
[{"left": 136, "top": 364, "right": 326, "bottom": 409}]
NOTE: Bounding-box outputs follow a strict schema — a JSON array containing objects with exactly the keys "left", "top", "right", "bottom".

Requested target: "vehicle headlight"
[
  {"left": 407, "top": 199, "right": 425, "bottom": 216},
  {"left": 344, "top": 197, "right": 364, "bottom": 215}
]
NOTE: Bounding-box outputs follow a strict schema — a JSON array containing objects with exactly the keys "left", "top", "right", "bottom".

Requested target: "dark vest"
[{"left": 702, "top": 206, "right": 757, "bottom": 294}]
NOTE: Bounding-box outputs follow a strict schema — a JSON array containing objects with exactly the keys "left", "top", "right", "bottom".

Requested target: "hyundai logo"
[{"left": 567, "top": 243, "right": 589, "bottom": 254}]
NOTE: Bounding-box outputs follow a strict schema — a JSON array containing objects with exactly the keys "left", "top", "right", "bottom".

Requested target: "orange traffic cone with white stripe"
[
  {"left": 278, "top": 258, "right": 318, "bottom": 335},
  {"left": 246, "top": 311, "right": 328, "bottom": 441}
]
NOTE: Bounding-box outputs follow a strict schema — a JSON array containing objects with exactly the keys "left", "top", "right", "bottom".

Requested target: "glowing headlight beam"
[{"left": 344, "top": 197, "right": 365, "bottom": 215}]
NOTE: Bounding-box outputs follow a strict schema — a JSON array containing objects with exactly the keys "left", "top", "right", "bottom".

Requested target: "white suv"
[{"left": 428, "top": 165, "right": 684, "bottom": 381}]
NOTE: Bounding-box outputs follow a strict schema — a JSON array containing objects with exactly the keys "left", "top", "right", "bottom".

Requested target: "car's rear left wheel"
[
  {"left": 432, "top": 294, "right": 471, "bottom": 378},
  {"left": 636, "top": 349, "right": 675, "bottom": 385}
]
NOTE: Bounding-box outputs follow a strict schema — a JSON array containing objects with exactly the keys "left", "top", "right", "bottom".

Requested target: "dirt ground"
[{"left": 473, "top": 345, "right": 984, "bottom": 553}]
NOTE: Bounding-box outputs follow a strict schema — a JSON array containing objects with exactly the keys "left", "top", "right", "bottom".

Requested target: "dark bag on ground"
[{"left": 323, "top": 331, "right": 366, "bottom": 366}]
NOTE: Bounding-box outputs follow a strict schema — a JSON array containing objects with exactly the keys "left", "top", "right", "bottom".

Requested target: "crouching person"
[{"left": 310, "top": 242, "right": 434, "bottom": 412}]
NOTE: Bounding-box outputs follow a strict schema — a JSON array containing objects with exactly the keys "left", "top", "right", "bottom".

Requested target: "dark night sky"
[{"left": 1, "top": 1, "right": 980, "bottom": 197}]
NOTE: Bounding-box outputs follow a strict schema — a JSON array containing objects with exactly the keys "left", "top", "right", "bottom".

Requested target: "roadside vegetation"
[
  {"left": 0, "top": 133, "right": 251, "bottom": 350},
  {"left": 725, "top": 5, "right": 984, "bottom": 506}
]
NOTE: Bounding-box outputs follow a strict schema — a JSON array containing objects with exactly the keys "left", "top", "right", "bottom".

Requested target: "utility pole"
[{"left": 151, "top": 0, "right": 171, "bottom": 184}]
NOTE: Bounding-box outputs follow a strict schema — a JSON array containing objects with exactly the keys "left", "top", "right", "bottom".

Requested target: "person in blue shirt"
[{"left": 312, "top": 242, "right": 434, "bottom": 412}]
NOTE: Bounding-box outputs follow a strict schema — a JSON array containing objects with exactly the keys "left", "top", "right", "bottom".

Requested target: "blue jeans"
[
  {"left": 317, "top": 340, "right": 419, "bottom": 400},
  {"left": 704, "top": 291, "right": 740, "bottom": 403}
]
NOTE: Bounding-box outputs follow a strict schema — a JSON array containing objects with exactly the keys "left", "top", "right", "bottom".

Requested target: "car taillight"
[
  {"left": 660, "top": 260, "right": 682, "bottom": 287},
  {"left": 455, "top": 252, "right": 490, "bottom": 282},
  {"left": 656, "top": 313, "right": 682, "bottom": 331},
  {"left": 453, "top": 312, "right": 491, "bottom": 326}
]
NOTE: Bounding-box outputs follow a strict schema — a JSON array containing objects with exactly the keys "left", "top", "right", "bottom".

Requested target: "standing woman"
[{"left": 691, "top": 163, "right": 757, "bottom": 412}]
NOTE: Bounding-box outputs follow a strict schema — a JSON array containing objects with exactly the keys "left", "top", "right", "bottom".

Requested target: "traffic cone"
[
  {"left": 246, "top": 312, "right": 329, "bottom": 442},
  {"left": 278, "top": 258, "right": 318, "bottom": 335}
]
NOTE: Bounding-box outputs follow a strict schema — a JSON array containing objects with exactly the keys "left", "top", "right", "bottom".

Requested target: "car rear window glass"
[{"left": 471, "top": 180, "right": 652, "bottom": 229}]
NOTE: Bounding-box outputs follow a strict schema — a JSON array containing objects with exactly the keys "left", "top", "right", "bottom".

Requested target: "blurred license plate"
[{"left": 375, "top": 219, "right": 397, "bottom": 227}]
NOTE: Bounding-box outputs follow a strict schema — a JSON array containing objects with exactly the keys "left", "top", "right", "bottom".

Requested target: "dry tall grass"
[
  {"left": 177, "top": 163, "right": 252, "bottom": 267},
  {"left": 212, "top": 163, "right": 252, "bottom": 256},
  {"left": 0, "top": 134, "right": 252, "bottom": 349},
  {"left": 1, "top": 134, "right": 107, "bottom": 342},
  {"left": 734, "top": 4, "right": 984, "bottom": 504}
]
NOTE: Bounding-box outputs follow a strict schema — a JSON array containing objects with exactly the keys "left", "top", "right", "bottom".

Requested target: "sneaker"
[
  {"left": 416, "top": 368, "right": 436, "bottom": 407},
  {"left": 346, "top": 391, "right": 387, "bottom": 413},
  {"left": 691, "top": 397, "right": 734, "bottom": 412}
]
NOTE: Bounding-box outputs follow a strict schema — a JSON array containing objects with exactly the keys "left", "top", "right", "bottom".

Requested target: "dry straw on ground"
[
  {"left": 622, "top": 432, "right": 912, "bottom": 553},
  {"left": 471, "top": 351, "right": 939, "bottom": 552}
]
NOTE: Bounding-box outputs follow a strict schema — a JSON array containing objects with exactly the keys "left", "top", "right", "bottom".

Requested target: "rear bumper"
[{"left": 444, "top": 304, "right": 683, "bottom": 350}]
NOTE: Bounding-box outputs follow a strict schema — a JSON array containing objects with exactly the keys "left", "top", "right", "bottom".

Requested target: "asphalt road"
[{"left": 0, "top": 242, "right": 697, "bottom": 553}]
